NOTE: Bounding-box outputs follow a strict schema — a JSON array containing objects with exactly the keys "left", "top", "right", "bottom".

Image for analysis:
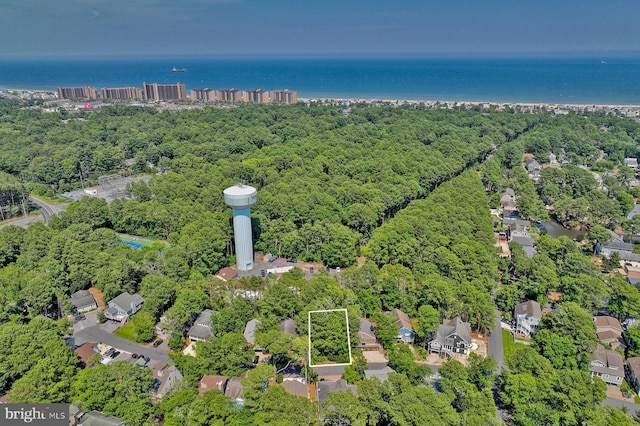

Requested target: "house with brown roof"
[
  {"left": 589, "top": 345, "right": 624, "bottom": 386},
  {"left": 74, "top": 343, "right": 99, "bottom": 368},
  {"left": 627, "top": 357, "right": 640, "bottom": 394},
  {"left": 215, "top": 267, "right": 238, "bottom": 282},
  {"left": 389, "top": 309, "right": 414, "bottom": 344},
  {"left": 199, "top": 375, "right": 228, "bottom": 396},
  {"left": 594, "top": 315, "right": 624, "bottom": 349},
  {"left": 514, "top": 300, "right": 542, "bottom": 338}
]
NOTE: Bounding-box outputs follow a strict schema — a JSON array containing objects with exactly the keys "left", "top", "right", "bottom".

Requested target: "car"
[
  {"left": 75, "top": 314, "right": 86, "bottom": 321},
  {"left": 261, "top": 270, "right": 266, "bottom": 277},
  {"left": 268, "top": 255, "right": 279, "bottom": 263},
  {"left": 335, "top": 267, "right": 341, "bottom": 273},
  {"left": 110, "top": 351, "right": 121, "bottom": 359},
  {"left": 153, "top": 339, "right": 162, "bottom": 348},
  {"left": 144, "top": 356, "right": 150, "bottom": 364},
  {"left": 104, "top": 348, "right": 115, "bottom": 357},
  {"left": 131, "top": 353, "right": 139, "bottom": 359},
  {"left": 253, "top": 355, "right": 260, "bottom": 364},
  {"left": 287, "top": 258, "right": 297, "bottom": 263}
]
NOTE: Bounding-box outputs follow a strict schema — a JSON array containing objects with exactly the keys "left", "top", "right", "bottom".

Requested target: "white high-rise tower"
[{"left": 223, "top": 183, "right": 257, "bottom": 271}]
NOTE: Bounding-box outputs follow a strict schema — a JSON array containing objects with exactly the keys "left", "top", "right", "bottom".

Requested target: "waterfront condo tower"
[{"left": 223, "top": 183, "right": 257, "bottom": 271}]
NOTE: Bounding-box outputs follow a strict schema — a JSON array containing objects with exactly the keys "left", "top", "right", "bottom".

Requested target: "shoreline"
[{"left": 3, "top": 87, "right": 640, "bottom": 111}]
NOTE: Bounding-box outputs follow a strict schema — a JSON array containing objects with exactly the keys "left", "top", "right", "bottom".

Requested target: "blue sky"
[{"left": 1, "top": 0, "right": 639, "bottom": 57}]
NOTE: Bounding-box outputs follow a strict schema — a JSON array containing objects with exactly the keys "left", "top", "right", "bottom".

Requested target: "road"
[
  {"left": 74, "top": 322, "right": 172, "bottom": 365},
  {"left": 603, "top": 397, "right": 640, "bottom": 414},
  {"left": 488, "top": 308, "right": 505, "bottom": 370},
  {"left": 29, "top": 196, "right": 69, "bottom": 224}
]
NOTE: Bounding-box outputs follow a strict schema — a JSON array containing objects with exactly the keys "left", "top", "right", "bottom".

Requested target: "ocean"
[{"left": 1, "top": 56, "right": 640, "bottom": 104}]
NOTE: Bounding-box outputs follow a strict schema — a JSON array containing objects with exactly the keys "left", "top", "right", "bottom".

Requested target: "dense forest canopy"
[{"left": 2, "top": 100, "right": 640, "bottom": 424}]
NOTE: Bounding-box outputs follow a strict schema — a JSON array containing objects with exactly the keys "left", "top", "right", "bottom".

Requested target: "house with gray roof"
[
  {"left": 428, "top": 316, "right": 472, "bottom": 357},
  {"left": 589, "top": 345, "right": 624, "bottom": 386},
  {"left": 280, "top": 318, "right": 297, "bottom": 335},
  {"left": 357, "top": 318, "right": 380, "bottom": 350},
  {"left": 283, "top": 380, "right": 308, "bottom": 398},
  {"left": 69, "top": 289, "right": 97, "bottom": 313},
  {"left": 244, "top": 318, "right": 261, "bottom": 346},
  {"left": 316, "top": 379, "right": 357, "bottom": 404},
  {"left": 514, "top": 300, "right": 542, "bottom": 338},
  {"left": 602, "top": 240, "right": 634, "bottom": 258},
  {"left": 103, "top": 292, "right": 143, "bottom": 322},
  {"left": 500, "top": 188, "right": 517, "bottom": 210},
  {"left": 153, "top": 365, "right": 183, "bottom": 400},
  {"left": 364, "top": 366, "right": 396, "bottom": 382},
  {"left": 624, "top": 158, "right": 639, "bottom": 168},
  {"left": 188, "top": 309, "right": 213, "bottom": 343}
]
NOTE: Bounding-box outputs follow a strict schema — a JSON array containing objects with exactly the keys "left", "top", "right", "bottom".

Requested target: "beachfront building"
[
  {"left": 58, "top": 86, "right": 98, "bottom": 100},
  {"left": 142, "top": 82, "right": 187, "bottom": 101},
  {"left": 101, "top": 86, "right": 144, "bottom": 100}
]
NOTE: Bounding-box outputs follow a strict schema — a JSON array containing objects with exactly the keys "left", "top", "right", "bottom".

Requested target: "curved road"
[{"left": 28, "top": 196, "right": 56, "bottom": 224}]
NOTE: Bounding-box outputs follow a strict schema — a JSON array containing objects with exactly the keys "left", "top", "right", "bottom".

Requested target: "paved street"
[
  {"left": 488, "top": 308, "right": 505, "bottom": 370},
  {"left": 603, "top": 397, "right": 640, "bottom": 414},
  {"left": 74, "top": 323, "right": 172, "bottom": 365}
]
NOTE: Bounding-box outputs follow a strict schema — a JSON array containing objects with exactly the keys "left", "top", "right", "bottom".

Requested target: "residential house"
[
  {"left": 500, "top": 188, "right": 517, "bottom": 210},
  {"left": 188, "top": 309, "right": 213, "bottom": 343},
  {"left": 103, "top": 292, "right": 143, "bottom": 321},
  {"left": 244, "top": 318, "right": 261, "bottom": 346},
  {"left": 525, "top": 158, "right": 541, "bottom": 181},
  {"left": 625, "top": 265, "right": 640, "bottom": 285},
  {"left": 153, "top": 366, "right": 183, "bottom": 400},
  {"left": 624, "top": 158, "right": 639, "bottom": 168},
  {"left": 602, "top": 240, "right": 634, "bottom": 258},
  {"left": 69, "top": 289, "right": 97, "bottom": 313},
  {"left": 364, "top": 366, "right": 396, "bottom": 382},
  {"left": 225, "top": 374, "right": 247, "bottom": 401},
  {"left": 283, "top": 380, "right": 308, "bottom": 398},
  {"left": 390, "top": 309, "right": 415, "bottom": 344},
  {"left": 357, "top": 318, "right": 380, "bottom": 350},
  {"left": 74, "top": 343, "right": 99, "bottom": 368},
  {"left": 428, "top": 316, "right": 472, "bottom": 356},
  {"left": 280, "top": 318, "right": 298, "bottom": 335},
  {"left": 589, "top": 345, "right": 624, "bottom": 386},
  {"left": 70, "top": 410, "right": 124, "bottom": 426},
  {"left": 594, "top": 315, "right": 624, "bottom": 349},
  {"left": 316, "top": 379, "right": 357, "bottom": 405},
  {"left": 199, "top": 375, "right": 228, "bottom": 396},
  {"left": 514, "top": 300, "right": 542, "bottom": 338},
  {"left": 627, "top": 357, "right": 640, "bottom": 394}
]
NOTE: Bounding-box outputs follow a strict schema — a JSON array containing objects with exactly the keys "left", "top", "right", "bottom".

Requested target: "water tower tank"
[{"left": 223, "top": 184, "right": 257, "bottom": 271}]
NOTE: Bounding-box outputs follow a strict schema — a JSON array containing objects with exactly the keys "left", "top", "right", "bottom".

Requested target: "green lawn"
[
  {"left": 502, "top": 328, "right": 528, "bottom": 361},
  {"left": 114, "top": 322, "right": 137, "bottom": 342}
]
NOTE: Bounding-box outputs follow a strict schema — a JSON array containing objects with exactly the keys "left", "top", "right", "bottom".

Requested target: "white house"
[
  {"left": 514, "top": 300, "right": 542, "bottom": 338},
  {"left": 103, "top": 292, "right": 143, "bottom": 322}
]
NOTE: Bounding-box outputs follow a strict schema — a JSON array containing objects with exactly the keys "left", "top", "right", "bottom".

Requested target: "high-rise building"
[
  {"left": 142, "top": 82, "right": 187, "bottom": 101},
  {"left": 100, "top": 87, "right": 144, "bottom": 100},
  {"left": 243, "top": 89, "right": 270, "bottom": 104},
  {"left": 57, "top": 86, "right": 98, "bottom": 100},
  {"left": 270, "top": 89, "right": 298, "bottom": 104},
  {"left": 217, "top": 88, "right": 243, "bottom": 103},
  {"left": 190, "top": 88, "right": 217, "bottom": 102},
  {"left": 223, "top": 184, "right": 257, "bottom": 271}
]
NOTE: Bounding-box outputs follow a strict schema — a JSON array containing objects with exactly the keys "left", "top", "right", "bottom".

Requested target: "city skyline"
[{"left": 1, "top": 1, "right": 640, "bottom": 57}]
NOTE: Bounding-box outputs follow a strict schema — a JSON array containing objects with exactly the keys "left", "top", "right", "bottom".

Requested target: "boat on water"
[{"left": 172, "top": 67, "right": 187, "bottom": 72}]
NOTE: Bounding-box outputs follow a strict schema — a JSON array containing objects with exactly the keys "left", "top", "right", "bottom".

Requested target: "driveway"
[
  {"left": 488, "top": 308, "right": 505, "bottom": 370},
  {"left": 74, "top": 324, "right": 172, "bottom": 365},
  {"left": 603, "top": 396, "right": 640, "bottom": 414}
]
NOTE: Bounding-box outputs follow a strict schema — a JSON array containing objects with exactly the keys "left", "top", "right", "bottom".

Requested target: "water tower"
[{"left": 223, "top": 183, "right": 258, "bottom": 271}]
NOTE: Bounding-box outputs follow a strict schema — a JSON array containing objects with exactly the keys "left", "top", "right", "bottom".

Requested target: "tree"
[
  {"left": 7, "top": 339, "right": 78, "bottom": 403},
  {"left": 196, "top": 332, "right": 255, "bottom": 377},
  {"left": 321, "top": 391, "right": 369, "bottom": 426},
  {"left": 371, "top": 311, "right": 398, "bottom": 349},
  {"left": 413, "top": 304, "right": 440, "bottom": 348},
  {"left": 387, "top": 344, "right": 430, "bottom": 385}
]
